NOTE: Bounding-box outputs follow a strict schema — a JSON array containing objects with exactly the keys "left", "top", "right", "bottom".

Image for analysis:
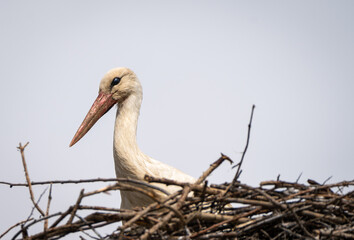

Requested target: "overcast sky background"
[{"left": 0, "top": 0, "right": 353, "bottom": 237}]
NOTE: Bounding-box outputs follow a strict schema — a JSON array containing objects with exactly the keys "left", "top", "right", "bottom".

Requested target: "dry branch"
[
  {"left": 17, "top": 142, "right": 45, "bottom": 217},
  {"left": 44, "top": 184, "right": 52, "bottom": 231}
]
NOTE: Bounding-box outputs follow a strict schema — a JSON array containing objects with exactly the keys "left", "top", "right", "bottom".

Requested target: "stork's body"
[{"left": 70, "top": 68, "right": 195, "bottom": 209}]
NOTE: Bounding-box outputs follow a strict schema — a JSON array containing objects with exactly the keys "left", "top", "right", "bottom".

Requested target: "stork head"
[
  {"left": 99, "top": 67, "right": 141, "bottom": 102},
  {"left": 69, "top": 67, "right": 140, "bottom": 147}
]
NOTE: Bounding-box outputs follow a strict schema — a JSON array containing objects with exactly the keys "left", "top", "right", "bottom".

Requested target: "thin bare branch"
[
  {"left": 0, "top": 218, "right": 33, "bottom": 239},
  {"left": 67, "top": 189, "right": 85, "bottom": 224},
  {"left": 196, "top": 153, "right": 233, "bottom": 184},
  {"left": 44, "top": 183, "right": 53, "bottom": 231},
  {"left": 223, "top": 105, "right": 255, "bottom": 196},
  {"left": 0, "top": 177, "right": 170, "bottom": 196},
  {"left": 17, "top": 142, "right": 45, "bottom": 216}
]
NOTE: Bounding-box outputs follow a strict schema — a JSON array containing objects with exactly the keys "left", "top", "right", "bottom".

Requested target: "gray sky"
[{"left": 1, "top": 0, "right": 353, "bottom": 236}]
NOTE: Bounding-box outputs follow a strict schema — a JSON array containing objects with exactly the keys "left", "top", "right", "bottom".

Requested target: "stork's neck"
[{"left": 113, "top": 91, "right": 146, "bottom": 179}]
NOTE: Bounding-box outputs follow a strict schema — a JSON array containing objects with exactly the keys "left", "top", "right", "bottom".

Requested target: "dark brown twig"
[
  {"left": 0, "top": 177, "right": 170, "bottom": 196},
  {"left": 0, "top": 219, "right": 33, "bottom": 239},
  {"left": 224, "top": 105, "right": 255, "bottom": 196},
  {"left": 67, "top": 189, "right": 85, "bottom": 224}
]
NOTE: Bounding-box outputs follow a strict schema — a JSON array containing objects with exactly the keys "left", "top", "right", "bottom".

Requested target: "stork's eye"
[{"left": 111, "top": 77, "right": 121, "bottom": 87}]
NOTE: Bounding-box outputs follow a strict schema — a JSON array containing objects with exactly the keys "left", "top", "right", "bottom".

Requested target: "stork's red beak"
[{"left": 69, "top": 92, "right": 117, "bottom": 147}]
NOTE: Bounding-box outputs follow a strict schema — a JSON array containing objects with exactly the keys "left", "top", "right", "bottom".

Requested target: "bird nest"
[
  {"left": 2, "top": 107, "right": 353, "bottom": 239},
  {"left": 1, "top": 149, "right": 353, "bottom": 240}
]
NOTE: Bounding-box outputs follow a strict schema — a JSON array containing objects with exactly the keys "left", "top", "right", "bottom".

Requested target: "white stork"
[{"left": 70, "top": 67, "right": 195, "bottom": 209}]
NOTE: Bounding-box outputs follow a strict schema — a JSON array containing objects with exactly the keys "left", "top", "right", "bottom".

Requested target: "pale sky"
[{"left": 0, "top": 0, "right": 353, "bottom": 236}]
